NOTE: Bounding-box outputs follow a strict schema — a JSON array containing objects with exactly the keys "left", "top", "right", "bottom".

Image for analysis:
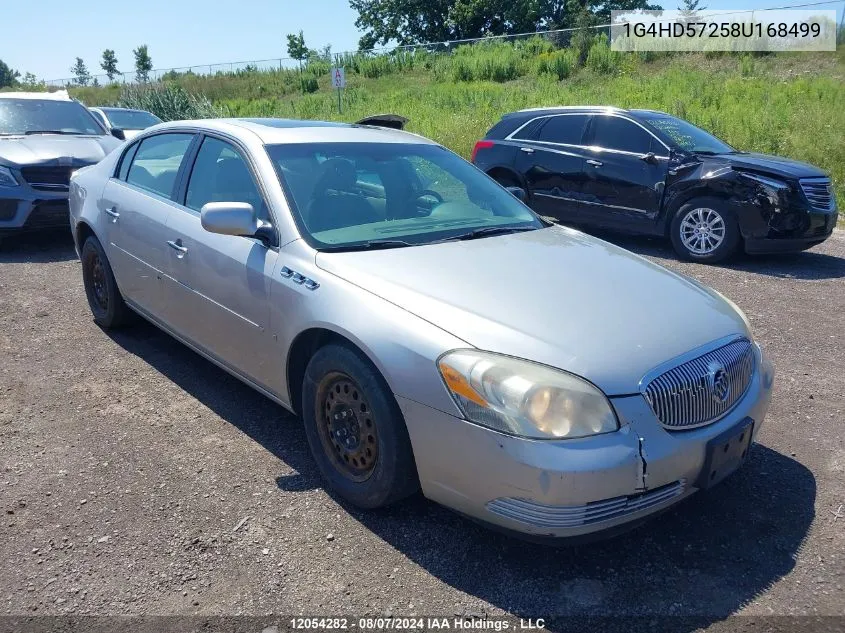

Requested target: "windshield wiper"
[
  {"left": 319, "top": 239, "right": 415, "bottom": 252},
  {"left": 24, "top": 130, "right": 86, "bottom": 135},
  {"left": 448, "top": 225, "right": 538, "bottom": 241}
]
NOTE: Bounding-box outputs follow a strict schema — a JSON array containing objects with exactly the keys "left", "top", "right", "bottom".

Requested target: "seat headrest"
[{"left": 314, "top": 158, "right": 357, "bottom": 193}]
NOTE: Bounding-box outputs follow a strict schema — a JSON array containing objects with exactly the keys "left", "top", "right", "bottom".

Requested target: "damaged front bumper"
[{"left": 398, "top": 347, "right": 774, "bottom": 540}]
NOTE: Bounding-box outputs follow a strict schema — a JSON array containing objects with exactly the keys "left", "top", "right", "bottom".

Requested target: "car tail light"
[{"left": 471, "top": 140, "right": 494, "bottom": 162}]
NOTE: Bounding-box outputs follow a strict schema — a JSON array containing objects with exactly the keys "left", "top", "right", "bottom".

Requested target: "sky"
[{"left": 3, "top": 0, "right": 843, "bottom": 81}]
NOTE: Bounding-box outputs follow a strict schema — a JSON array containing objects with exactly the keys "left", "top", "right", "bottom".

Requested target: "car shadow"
[
  {"left": 573, "top": 227, "right": 845, "bottom": 281},
  {"left": 106, "top": 321, "right": 816, "bottom": 632},
  {"left": 0, "top": 230, "right": 78, "bottom": 264}
]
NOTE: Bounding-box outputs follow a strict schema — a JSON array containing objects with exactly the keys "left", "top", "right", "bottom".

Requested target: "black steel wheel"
[
  {"left": 302, "top": 343, "right": 419, "bottom": 508},
  {"left": 316, "top": 372, "right": 380, "bottom": 482},
  {"left": 81, "top": 235, "right": 132, "bottom": 328}
]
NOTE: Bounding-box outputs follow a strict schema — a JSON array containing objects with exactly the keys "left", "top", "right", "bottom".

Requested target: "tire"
[
  {"left": 81, "top": 235, "right": 132, "bottom": 328},
  {"left": 669, "top": 197, "right": 741, "bottom": 264},
  {"left": 490, "top": 170, "right": 519, "bottom": 189},
  {"left": 302, "top": 343, "right": 419, "bottom": 509}
]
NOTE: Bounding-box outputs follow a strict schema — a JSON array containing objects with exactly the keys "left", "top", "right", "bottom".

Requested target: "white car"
[{"left": 89, "top": 107, "right": 162, "bottom": 140}]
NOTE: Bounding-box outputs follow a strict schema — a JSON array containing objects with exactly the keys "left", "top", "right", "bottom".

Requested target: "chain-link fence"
[{"left": 44, "top": 0, "right": 844, "bottom": 87}]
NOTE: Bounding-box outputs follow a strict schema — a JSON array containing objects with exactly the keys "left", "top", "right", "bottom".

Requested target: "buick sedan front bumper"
[{"left": 399, "top": 346, "right": 774, "bottom": 540}]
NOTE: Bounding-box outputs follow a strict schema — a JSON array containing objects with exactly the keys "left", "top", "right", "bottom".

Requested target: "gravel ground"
[{"left": 1, "top": 229, "right": 843, "bottom": 631}]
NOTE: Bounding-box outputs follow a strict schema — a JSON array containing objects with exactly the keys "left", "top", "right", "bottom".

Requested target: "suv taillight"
[{"left": 471, "top": 140, "right": 494, "bottom": 162}]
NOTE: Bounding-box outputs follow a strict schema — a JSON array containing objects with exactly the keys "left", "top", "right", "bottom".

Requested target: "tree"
[
  {"left": 286, "top": 31, "right": 309, "bottom": 94},
  {"left": 133, "top": 45, "right": 153, "bottom": 82},
  {"left": 101, "top": 49, "right": 119, "bottom": 82},
  {"left": 71, "top": 57, "right": 90, "bottom": 86},
  {"left": 0, "top": 59, "right": 20, "bottom": 88},
  {"left": 679, "top": 0, "right": 706, "bottom": 20},
  {"left": 348, "top": 0, "right": 661, "bottom": 48},
  {"left": 21, "top": 72, "right": 41, "bottom": 89}
]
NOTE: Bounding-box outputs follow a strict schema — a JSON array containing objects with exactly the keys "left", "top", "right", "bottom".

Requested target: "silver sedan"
[{"left": 69, "top": 118, "right": 774, "bottom": 540}]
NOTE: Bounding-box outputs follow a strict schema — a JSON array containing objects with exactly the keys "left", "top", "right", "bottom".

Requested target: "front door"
[
  {"left": 161, "top": 135, "right": 279, "bottom": 389},
  {"left": 579, "top": 114, "right": 669, "bottom": 232}
]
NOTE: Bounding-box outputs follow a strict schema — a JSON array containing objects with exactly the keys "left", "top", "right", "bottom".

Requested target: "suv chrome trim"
[
  {"left": 799, "top": 177, "right": 835, "bottom": 212},
  {"left": 506, "top": 112, "right": 671, "bottom": 155}
]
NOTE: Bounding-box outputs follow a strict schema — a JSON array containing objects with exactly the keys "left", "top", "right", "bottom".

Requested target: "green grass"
[{"left": 69, "top": 39, "right": 845, "bottom": 214}]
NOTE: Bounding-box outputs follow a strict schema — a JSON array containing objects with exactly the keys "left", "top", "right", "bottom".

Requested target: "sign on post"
[
  {"left": 331, "top": 67, "right": 346, "bottom": 88},
  {"left": 330, "top": 66, "right": 345, "bottom": 114}
]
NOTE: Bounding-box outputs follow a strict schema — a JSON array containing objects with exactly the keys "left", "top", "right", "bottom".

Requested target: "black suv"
[{"left": 472, "top": 107, "right": 838, "bottom": 262}]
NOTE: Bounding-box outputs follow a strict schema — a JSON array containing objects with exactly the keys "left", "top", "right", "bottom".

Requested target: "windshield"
[
  {"left": 266, "top": 142, "right": 542, "bottom": 249},
  {"left": 639, "top": 114, "right": 735, "bottom": 154},
  {"left": 0, "top": 99, "right": 106, "bottom": 136},
  {"left": 103, "top": 108, "right": 162, "bottom": 130}
]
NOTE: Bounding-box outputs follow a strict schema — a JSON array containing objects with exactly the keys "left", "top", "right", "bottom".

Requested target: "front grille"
[
  {"left": 487, "top": 480, "right": 686, "bottom": 529},
  {"left": 799, "top": 178, "right": 834, "bottom": 211},
  {"left": 25, "top": 200, "right": 70, "bottom": 229},
  {"left": 20, "top": 166, "right": 73, "bottom": 191},
  {"left": 643, "top": 338, "right": 754, "bottom": 430}
]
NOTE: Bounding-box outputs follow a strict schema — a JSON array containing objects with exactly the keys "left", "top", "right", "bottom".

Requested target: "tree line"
[{"left": 0, "top": 45, "right": 155, "bottom": 89}]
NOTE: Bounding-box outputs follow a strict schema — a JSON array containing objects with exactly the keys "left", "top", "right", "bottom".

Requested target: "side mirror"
[
  {"left": 506, "top": 186, "right": 527, "bottom": 202},
  {"left": 201, "top": 202, "right": 259, "bottom": 236},
  {"left": 201, "top": 202, "right": 279, "bottom": 247},
  {"left": 110, "top": 127, "right": 126, "bottom": 141}
]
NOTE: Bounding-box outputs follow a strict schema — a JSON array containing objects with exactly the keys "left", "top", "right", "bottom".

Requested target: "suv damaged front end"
[{"left": 0, "top": 93, "right": 121, "bottom": 234}]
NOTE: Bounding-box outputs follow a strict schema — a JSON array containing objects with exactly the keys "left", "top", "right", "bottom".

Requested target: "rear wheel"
[
  {"left": 302, "top": 343, "right": 419, "bottom": 508},
  {"left": 670, "top": 198, "right": 740, "bottom": 264},
  {"left": 81, "top": 235, "right": 132, "bottom": 328}
]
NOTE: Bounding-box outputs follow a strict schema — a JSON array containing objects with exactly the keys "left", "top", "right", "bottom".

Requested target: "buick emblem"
[{"left": 707, "top": 361, "right": 731, "bottom": 403}]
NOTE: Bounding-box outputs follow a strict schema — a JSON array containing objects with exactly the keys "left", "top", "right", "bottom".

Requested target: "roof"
[
  {"left": 0, "top": 90, "right": 72, "bottom": 101},
  {"left": 515, "top": 105, "right": 626, "bottom": 115},
  {"left": 150, "top": 117, "right": 435, "bottom": 146}
]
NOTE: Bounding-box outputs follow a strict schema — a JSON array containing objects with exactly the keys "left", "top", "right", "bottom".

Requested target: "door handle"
[
  {"left": 586, "top": 159, "right": 603, "bottom": 167},
  {"left": 104, "top": 207, "right": 120, "bottom": 221},
  {"left": 519, "top": 147, "right": 534, "bottom": 154},
  {"left": 167, "top": 239, "right": 188, "bottom": 257}
]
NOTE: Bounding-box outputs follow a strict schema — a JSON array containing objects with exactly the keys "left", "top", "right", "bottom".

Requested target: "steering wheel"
[{"left": 414, "top": 189, "right": 444, "bottom": 205}]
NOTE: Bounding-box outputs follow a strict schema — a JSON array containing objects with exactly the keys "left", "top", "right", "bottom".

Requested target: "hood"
[
  {"left": 316, "top": 226, "right": 749, "bottom": 395},
  {"left": 0, "top": 134, "right": 122, "bottom": 168},
  {"left": 710, "top": 152, "right": 826, "bottom": 180}
]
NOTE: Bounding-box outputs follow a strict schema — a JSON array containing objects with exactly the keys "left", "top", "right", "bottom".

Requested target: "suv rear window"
[{"left": 0, "top": 98, "right": 105, "bottom": 136}]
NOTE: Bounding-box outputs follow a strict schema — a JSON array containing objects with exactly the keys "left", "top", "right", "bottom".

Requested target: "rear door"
[
  {"left": 579, "top": 114, "right": 670, "bottom": 232},
  {"left": 99, "top": 132, "right": 196, "bottom": 315},
  {"left": 510, "top": 114, "right": 590, "bottom": 222},
  {"left": 161, "top": 134, "right": 279, "bottom": 389}
]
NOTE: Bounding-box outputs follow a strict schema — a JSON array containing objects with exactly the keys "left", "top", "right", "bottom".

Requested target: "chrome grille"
[
  {"left": 487, "top": 480, "right": 686, "bottom": 529},
  {"left": 643, "top": 338, "right": 754, "bottom": 429},
  {"left": 799, "top": 177, "right": 834, "bottom": 211}
]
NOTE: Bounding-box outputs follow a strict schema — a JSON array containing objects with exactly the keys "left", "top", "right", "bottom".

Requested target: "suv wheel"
[
  {"left": 670, "top": 198, "right": 740, "bottom": 263},
  {"left": 81, "top": 235, "right": 132, "bottom": 328},
  {"left": 302, "top": 343, "right": 419, "bottom": 509}
]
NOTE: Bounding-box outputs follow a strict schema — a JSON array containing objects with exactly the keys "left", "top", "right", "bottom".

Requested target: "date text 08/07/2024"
[{"left": 289, "top": 617, "right": 548, "bottom": 630}]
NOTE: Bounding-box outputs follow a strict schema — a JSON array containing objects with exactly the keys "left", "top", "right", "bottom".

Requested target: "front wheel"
[
  {"left": 302, "top": 344, "right": 419, "bottom": 509},
  {"left": 670, "top": 198, "right": 740, "bottom": 264}
]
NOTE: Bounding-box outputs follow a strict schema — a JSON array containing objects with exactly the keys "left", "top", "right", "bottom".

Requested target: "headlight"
[
  {"left": 0, "top": 166, "right": 19, "bottom": 188},
  {"left": 438, "top": 350, "right": 618, "bottom": 439}
]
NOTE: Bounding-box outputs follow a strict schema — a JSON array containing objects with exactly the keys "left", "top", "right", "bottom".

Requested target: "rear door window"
[
  {"left": 125, "top": 133, "right": 195, "bottom": 199},
  {"left": 534, "top": 115, "right": 590, "bottom": 145}
]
